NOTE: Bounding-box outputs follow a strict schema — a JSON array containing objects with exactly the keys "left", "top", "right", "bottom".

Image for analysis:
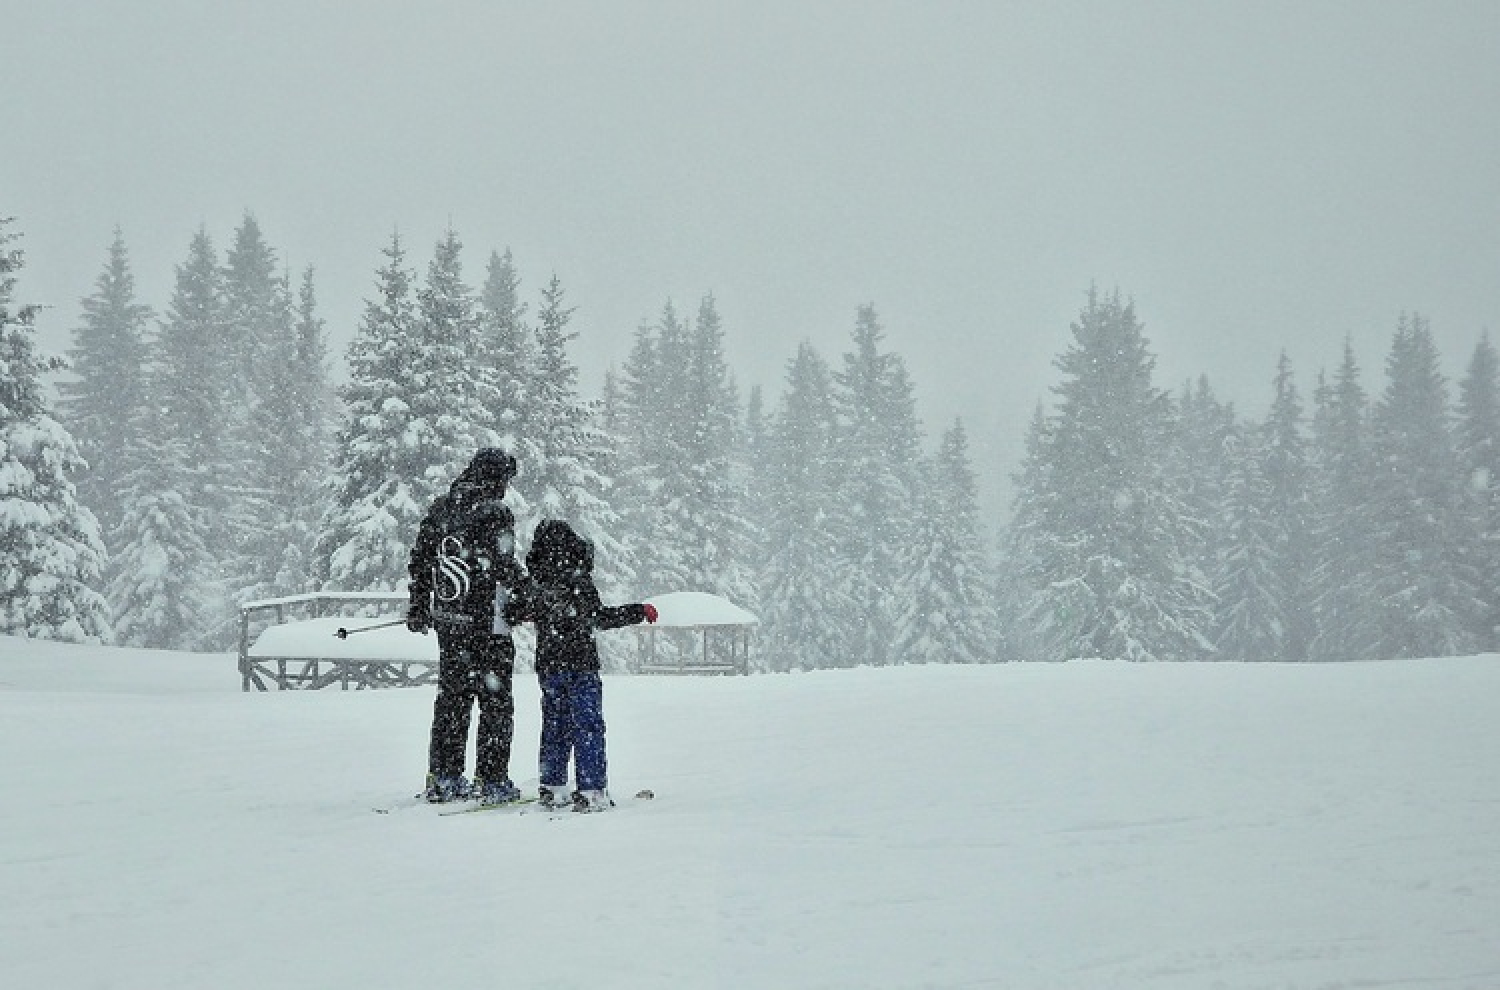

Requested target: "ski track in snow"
[{"left": 2, "top": 636, "right": 1498, "bottom": 989}]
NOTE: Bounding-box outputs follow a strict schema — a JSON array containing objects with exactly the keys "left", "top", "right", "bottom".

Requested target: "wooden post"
[{"left": 238, "top": 608, "right": 252, "bottom": 692}]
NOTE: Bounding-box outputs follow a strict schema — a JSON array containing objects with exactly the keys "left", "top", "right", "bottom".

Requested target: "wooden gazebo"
[{"left": 634, "top": 591, "right": 759, "bottom": 676}]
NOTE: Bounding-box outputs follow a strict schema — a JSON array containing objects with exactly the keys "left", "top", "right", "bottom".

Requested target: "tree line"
[
  {"left": 1003, "top": 288, "right": 1500, "bottom": 663},
  {"left": 3, "top": 213, "right": 1495, "bottom": 666}
]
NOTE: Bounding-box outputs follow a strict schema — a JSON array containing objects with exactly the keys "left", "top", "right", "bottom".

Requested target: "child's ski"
[{"left": 520, "top": 788, "right": 656, "bottom": 818}]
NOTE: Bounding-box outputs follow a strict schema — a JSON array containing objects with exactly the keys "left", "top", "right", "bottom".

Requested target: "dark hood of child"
[{"left": 508, "top": 520, "right": 649, "bottom": 674}]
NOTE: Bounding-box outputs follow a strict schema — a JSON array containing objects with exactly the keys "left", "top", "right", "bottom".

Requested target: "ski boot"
[
  {"left": 538, "top": 783, "right": 572, "bottom": 811},
  {"left": 423, "top": 773, "right": 470, "bottom": 803},
  {"left": 572, "top": 789, "right": 615, "bottom": 813},
  {"left": 474, "top": 777, "right": 522, "bottom": 806}
]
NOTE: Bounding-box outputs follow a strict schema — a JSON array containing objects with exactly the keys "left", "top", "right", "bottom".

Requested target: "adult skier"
[{"left": 407, "top": 447, "right": 525, "bottom": 804}]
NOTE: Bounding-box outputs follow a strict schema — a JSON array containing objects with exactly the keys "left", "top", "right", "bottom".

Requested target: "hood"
[{"left": 526, "top": 519, "right": 594, "bottom": 583}]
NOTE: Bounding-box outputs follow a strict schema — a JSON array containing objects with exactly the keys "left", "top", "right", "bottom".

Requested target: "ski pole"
[{"left": 334, "top": 618, "right": 408, "bottom": 639}]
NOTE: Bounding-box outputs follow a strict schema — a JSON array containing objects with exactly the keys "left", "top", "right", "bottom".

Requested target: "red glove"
[{"left": 643, "top": 603, "right": 658, "bottom": 624}]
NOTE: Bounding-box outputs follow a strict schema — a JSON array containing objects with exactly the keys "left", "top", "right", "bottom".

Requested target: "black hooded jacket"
[
  {"left": 408, "top": 459, "right": 521, "bottom": 631},
  {"left": 506, "top": 520, "right": 647, "bottom": 673}
]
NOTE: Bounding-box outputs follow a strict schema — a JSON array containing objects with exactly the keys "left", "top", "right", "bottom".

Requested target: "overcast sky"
[{"left": 4, "top": 1, "right": 1498, "bottom": 515}]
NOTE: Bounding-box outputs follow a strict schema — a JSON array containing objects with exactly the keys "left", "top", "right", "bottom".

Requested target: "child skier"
[{"left": 506, "top": 519, "right": 657, "bottom": 812}]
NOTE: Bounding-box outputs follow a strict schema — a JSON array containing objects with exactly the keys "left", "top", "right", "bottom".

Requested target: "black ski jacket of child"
[{"left": 506, "top": 520, "right": 648, "bottom": 674}]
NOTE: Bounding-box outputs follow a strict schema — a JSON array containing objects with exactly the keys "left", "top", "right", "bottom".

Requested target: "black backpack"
[{"left": 428, "top": 492, "right": 518, "bottom": 629}]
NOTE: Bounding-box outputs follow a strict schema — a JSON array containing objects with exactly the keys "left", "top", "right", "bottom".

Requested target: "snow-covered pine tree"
[
  {"left": 998, "top": 403, "right": 1056, "bottom": 663},
  {"left": 744, "top": 383, "right": 768, "bottom": 472},
  {"left": 57, "top": 228, "right": 152, "bottom": 541},
  {"left": 756, "top": 342, "right": 859, "bottom": 671},
  {"left": 317, "top": 233, "right": 433, "bottom": 592},
  {"left": 285, "top": 268, "right": 334, "bottom": 583},
  {"left": 1019, "top": 288, "right": 1214, "bottom": 662},
  {"left": 892, "top": 420, "right": 1001, "bottom": 664},
  {"left": 155, "top": 229, "right": 229, "bottom": 489},
  {"left": 1212, "top": 428, "right": 1284, "bottom": 661},
  {"left": 671, "top": 295, "right": 756, "bottom": 608},
  {"left": 1308, "top": 341, "right": 1382, "bottom": 661},
  {"left": 616, "top": 303, "right": 690, "bottom": 595},
  {"left": 0, "top": 218, "right": 111, "bottom": 643},
  {"left": 1260, "top": 352, "right": 1316, "bottom": 661},
  {"left": 832, "top": 304, "right": 923, "bottom": 667},
  {"left": 477, "top": 248, "right": 532, "bottom": 459},
  {"left": 1172, "top": 376, "right": 1235, "bottom": 592},
  {"left": 1366, "top": 314, "right": 1481, "bottom": 658},
  {"left": 600, "top": 368, "right": 622, "bottom": 437},
  {"left": 238, "top": 267, "right": 331, "bottom": 600},
  {"left": 148, "top": 227, "right": 235, "bottom": 644},
  {"left": 217, "top": 216, "right": 286, "bottom": 604},
  {"left": 514, "top": 275, "right": 634, "bottom": 668},
  {"left": 414, "top": 229, "right": 494, "bottom": 472},
  {"left": 223, "top": 215, "right": 281, "bottom": 391},
  {"left": 108, "top": 401, "right": 214, "bottom": 649},
  {"left": 514, "top": 276, "right": 625, "bottom": 556},
  {"left": 1457, "top": 331, "right": 1500, "bottom": 649}
]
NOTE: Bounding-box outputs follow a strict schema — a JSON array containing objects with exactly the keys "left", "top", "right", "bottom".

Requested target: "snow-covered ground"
[{"left": 3, "top": 636, "right": 1497, "bottom": 989}]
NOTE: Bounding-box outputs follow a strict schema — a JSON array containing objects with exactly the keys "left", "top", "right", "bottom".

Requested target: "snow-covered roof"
[
  {"left": 249, "top": 617, "right": 438, "bottom": 660},
  {"left": 643, "top": 591, "right": 759, "bottom": 628},
  {"left": 242, "top": 591, "right": 405, "bottom": 611}
]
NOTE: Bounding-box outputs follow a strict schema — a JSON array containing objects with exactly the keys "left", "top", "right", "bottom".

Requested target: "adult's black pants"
[{"left": 428, "top": 624, "right": 515, "bottom": 783}]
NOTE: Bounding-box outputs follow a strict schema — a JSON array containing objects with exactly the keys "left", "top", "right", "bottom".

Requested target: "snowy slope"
[{"left": 2, "top": 636, "right": 1498, "bottom": 989}]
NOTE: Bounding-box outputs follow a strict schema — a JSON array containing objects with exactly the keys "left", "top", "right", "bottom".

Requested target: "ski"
[
  {"left": 375, "top": 788, "right": 653, "bottom": 816},
  {"left": 437, "top": 796, "right": 539, "bottom": 816},
  {"left": 519, "top": 788, "right": 656, "bottom": 818},
  {"left": 371, "top": 793, "right": 431, "bottom": 815}
]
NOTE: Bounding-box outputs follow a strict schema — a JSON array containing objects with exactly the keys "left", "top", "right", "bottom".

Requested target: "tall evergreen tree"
[
  {"left": 0, "top": 218, "right": 111, "bottom": 642},
  {"left": 1014, "top": 288, "right": 1214, "bottom": 662},
  {"left": 222, "top": 214, "right": 281, "bottom": 391},
  {"left": 108, "top": 400, "right": 213, "bottom": 649},
  {"left": 998, "top": 403, "right": 1054, "bottom": 663},
  {"left": 414, "top": 229, "right": 494, "bottom": 472},
  {"left": 477, "top": 248, "right": 531, "bottom": 453},
  {"left": 615, "top": 308, "right": 676, "bottom": 591},
  {"left": 744, "top": 384, "right": 769, "bottom": 472},
  {"left": 1308, "top": 341, "right": 1381, "bottom": 661},
  {"left": 145, "top": 227, "right": 232, "bottom": 644},
  {"left": 893, "top": 420, "right": 1001, "bottom": 664},
  {"left": 1366, "top": 314, "right": 1480, "bottom": 658},
  {"left": 674, "top": 296, "right": 757, "bottom": 608},
  {"left": 1457, "top": 331, "right": 1500, "bottom": 648},
  {"left": 514, "top": 276, "right": 634, "bottom": 668},
  {"left": 756, "top": 342, "right": 858, "bottom": 671},
  {"left": 1172, "top": 376, "right": 1235, "bottom": 588},
  {"left": 320, "top": 231, "right": 492, "bottom": 592},
  {"left": 1260, "top": 352, "right": 1316, "bottom": 661},
  {"left": 514, "top": 276, "right": 627, "bottom": 574},
  {"left": 219, "top": 215, "right": 285, "bottom": 602},
  {"left": 155, "top": 228, "right": 229, "bottom": 484},
  {"left": 600, "top": 368, "right": 623, "bottom": 438},
  {"left": 1212, "top": 428, "right": 1283, "bottom": 661},
  {"left": 318, "top": 233, "right": 432, "bottom": 591},
  {"left": 832, "top": 304, "right": 923, "bottom": 666},
  {"left": 58, "top": 228, "right": 152, "bottom": 540},
  {"left": 239, "top": 267, "right": 331, "bottom": 599}
]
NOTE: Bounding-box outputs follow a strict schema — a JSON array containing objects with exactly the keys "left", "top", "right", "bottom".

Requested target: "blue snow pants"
[{"left": 537, "top": 670, "right": 607, "bottom": 792}]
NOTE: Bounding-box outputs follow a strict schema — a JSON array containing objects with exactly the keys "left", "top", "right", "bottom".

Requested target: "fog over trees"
[{"left": 4, "top": 215, "right": 1498, "bottom": 667}]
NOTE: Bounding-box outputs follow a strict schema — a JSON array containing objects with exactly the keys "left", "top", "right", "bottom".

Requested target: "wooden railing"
[{"left": 238, "top": 592, "right": 438, "bottom": 692}]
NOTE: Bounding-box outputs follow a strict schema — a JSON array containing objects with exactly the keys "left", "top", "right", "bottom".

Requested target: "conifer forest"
[{"left": 4, "top": 213, "right": 1499, "bottom": 669}]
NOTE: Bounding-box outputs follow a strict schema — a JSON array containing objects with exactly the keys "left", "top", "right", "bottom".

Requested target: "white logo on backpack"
[{"left": 436, "top": 536, "right": 472, "bottom": 603}]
